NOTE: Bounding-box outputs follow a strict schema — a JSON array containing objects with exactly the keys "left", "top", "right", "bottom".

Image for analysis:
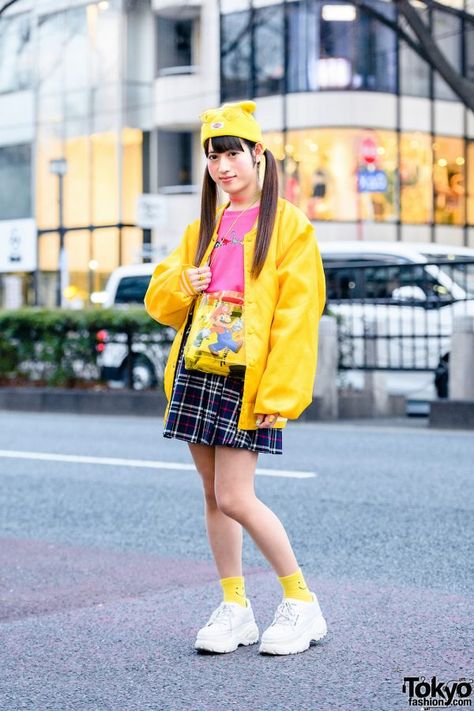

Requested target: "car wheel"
[{"left": 121, "top": 357, "right": 157, "bottom": 390}]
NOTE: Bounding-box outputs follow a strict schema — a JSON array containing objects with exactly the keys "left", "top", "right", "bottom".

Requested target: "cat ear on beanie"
[{"left": 200, "top": 100, "right": 266, "bottom": 151}]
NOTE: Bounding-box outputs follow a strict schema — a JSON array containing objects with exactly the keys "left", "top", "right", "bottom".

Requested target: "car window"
[
  {"left": 379, "top": 265, "right": 453, "bottom": 303},
  {"left": 420, "top": 254, "right": 474, "bottom": 297},
  {"left": 114, "top": 275, "right": 152, "bottom": 304},
  {"left": 323, "top": 256, "right": 408, "bottom": 300},
  {"left": 323, "top": 258, "right": 453, "bottom": 303}
]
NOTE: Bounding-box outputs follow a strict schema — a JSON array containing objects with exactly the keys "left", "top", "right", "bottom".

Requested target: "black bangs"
[{"left": 205, "top": 135, "right": 249, "bottom": 155}]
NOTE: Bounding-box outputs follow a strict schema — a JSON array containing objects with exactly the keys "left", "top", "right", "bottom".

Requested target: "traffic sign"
[
  {"left": 357, "top": 170, "right": 388, "bottom": 193},
  {"left": 136, "top": 194, "right": 167, "bottom": 229},
  {"left": 0, "top": 219, "right": 37, "bottom": 272}
]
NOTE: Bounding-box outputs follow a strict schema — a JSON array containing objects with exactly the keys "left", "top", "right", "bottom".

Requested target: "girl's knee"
[{"left": 215, "top": 492, "right": 252, "bottom": 520}]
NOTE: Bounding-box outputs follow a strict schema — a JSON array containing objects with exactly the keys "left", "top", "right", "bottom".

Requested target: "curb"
[
  {"left": 429, "top": 400, "right": 474, "bottom": 430},
  {"left": 0, "top": 387, "right": 168, "bottom": 418},
  {"left": 0, "top": 387, "right": 407, "bottom": 421}
]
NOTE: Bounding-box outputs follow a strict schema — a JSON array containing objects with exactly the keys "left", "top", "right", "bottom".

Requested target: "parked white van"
[
  {"left": 320, "top": 241, "right": 474, "bottom": 401},
  {"left": 93, "top": 264, "right": 173, "bottom": 389},
  {"left": 93, "top": 242, "right": 474, "bottom": 399}
]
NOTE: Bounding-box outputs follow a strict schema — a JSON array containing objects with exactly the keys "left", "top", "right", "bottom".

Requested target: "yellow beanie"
[{"left": 200, "top": 100, "right": 266, "bottom": 150}]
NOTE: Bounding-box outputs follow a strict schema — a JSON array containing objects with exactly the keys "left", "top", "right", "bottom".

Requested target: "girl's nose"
[{"left": 218, "top": 156, "right": 231, "bottom": 173}]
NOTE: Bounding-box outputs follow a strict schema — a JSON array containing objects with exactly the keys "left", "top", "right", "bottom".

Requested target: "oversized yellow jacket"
[{"left": 144, "top": 197, "right": 326, "bottom": 430}]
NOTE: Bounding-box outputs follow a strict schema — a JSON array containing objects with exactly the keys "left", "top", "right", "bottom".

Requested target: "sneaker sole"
[
  {"left": 194, "top": 622, "right": 260, "bottom": 654},
  {"left": 258, "top": 615, "right": 327, "bottom": 656}
]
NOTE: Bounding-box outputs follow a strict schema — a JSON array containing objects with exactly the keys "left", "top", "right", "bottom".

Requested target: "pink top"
[{"left": 206, "top": 205, "right": 260, "bottom": 293}]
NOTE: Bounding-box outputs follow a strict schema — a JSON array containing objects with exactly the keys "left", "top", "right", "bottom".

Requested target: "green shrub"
[{"left": 0, "top": 308, "right": 171, "bottom": 388}]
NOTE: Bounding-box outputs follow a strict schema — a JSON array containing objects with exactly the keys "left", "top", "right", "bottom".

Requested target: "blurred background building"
[{"left": 0, "top": 0, "right": 472, "bottom": 307}]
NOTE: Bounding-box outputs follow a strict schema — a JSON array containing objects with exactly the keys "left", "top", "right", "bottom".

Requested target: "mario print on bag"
[
  {"left": 184, "top": 289, "right": 247, "bottom": 377},
  {"left": 193, "top": 302, "right": 243, "bottom": 355}
]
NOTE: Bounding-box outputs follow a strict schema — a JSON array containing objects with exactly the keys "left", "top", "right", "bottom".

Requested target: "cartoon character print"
[{"left": 193, "top": 302, "right": 243, "bottom": 355}]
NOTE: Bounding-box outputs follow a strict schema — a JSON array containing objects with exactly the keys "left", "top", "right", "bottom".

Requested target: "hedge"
[{"left": 0, "top": 308, "right": 172, "bottom": 388}]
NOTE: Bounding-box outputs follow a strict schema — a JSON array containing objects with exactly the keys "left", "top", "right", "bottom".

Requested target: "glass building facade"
[
  {"left": 221, "top": 0, "right": 473, "bottom": 233},
  {"left": 0, "top": 1, "right": 145, "bottom": 306},
  {"left": 263, "top": 128, "right": 467, "bottom": 226},
  {"left": 0, "top": 0, "right": 473, "bottom": 308},
  {"left": 36, "top": 2, "right": 144, "bottom": 306},
  {"left": 221, "top": 0, "right": 397, "bottom": 97}
]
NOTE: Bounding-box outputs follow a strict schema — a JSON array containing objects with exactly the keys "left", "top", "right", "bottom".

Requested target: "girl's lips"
[{"left": 220, "top": 176, "right": 236, "bottom": 182}]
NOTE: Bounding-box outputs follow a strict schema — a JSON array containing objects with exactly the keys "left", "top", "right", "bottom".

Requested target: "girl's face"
[{"left": 206, "top": 138, "right": 262, "bottom": 197}]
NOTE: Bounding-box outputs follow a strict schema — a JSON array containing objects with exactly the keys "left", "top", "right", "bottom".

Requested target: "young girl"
[{"left": 144, "top": 100, "right": 327, "bottom": 656}]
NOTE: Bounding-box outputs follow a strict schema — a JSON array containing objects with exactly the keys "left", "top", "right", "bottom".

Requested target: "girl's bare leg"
[
  {"left": 213, "top": 445, "right": 299, "bottom": 577},
  {"left": 188, "top": 442, "right": 243, "bottom": 578}
]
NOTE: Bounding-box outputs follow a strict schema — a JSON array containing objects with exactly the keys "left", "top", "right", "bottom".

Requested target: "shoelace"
[
  {"left": 272, "top": 600, "right": 299, "bottom": 627},
  {"left": 208, "top": 603, "right": 233, "bottom": 626}
]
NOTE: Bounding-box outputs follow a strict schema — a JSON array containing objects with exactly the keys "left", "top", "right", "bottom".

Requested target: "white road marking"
[
  {"left": 0, "top": 450, "right": 315, "bottom": 479},
  {"left": 298, "top": 422, "right": 474, "bottom": 436}
]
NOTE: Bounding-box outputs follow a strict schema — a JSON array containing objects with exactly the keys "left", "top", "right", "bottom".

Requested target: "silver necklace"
[{"left": 215, "top": 197, "right": 260, "bottom": 248}]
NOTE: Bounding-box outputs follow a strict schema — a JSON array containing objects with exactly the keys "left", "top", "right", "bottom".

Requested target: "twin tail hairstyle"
[{"left": 194, "top": 135, "right": 279, "bottom": 280}]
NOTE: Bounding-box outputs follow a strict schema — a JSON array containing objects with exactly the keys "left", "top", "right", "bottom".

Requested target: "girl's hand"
[
  {"left": 255, "top": 413, "right": 280, "bottom": 428},
  {"left": 186, "top": 266, "right": 212, "bottom": 293}
]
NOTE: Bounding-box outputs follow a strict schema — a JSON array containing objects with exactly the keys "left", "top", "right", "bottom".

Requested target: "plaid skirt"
[{"left": 163, "top": 310, "right": 283, "bottom": 455}]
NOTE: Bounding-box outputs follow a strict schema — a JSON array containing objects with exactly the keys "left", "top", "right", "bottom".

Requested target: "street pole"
[
  {"left": 49, "top": 158, "right": 68, "bottom": 308},
  {"left": 57, "top": 172, "right": 65, "bottom": 307}
]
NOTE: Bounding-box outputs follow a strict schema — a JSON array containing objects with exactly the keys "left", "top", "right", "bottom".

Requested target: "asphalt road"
[{"left": 0, "top": 411, "right": 472, "bottom": 711}]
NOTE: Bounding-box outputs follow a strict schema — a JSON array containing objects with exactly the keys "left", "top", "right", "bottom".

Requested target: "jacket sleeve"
[
  {"left": 254, "top": 222, "right": 326, "bottom": 419},
  {"left": 144, "top": 223, "right": 199, "bottom": 330}
]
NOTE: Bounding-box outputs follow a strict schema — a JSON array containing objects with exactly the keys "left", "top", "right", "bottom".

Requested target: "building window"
[
  {"left": 0, "top": 144, "right": 31, "bottom": 220},
  {"left": 121, "top": 128, "right": 143, "bottom": 224},
  {"left": 38, "top": 12, "right": 65, "bottom": 96},
  {"left": 400, "top": 133, "right": 433, "bottom": 224},
  {"left": 466, "top": 21, "right": 474, "bottom": 84},
  {"left": 91, "top": 132, "right": 120, "bottom": 227},
  {"left": 270, "top": 128, "right": 398, "bottom": 223},
  {"left": 319, "top": 2, "right": 396, "bottom": 92},
  {"left": 468, "top": 142, "right": 474, "bottom": 227},
  {"left": 433, "top": 137, "right": 465, "bottom": 225},
  {"left": 0, "top": 13, "right": 32, "bottom": 94},
  {"left": 319, "top": 4, "right": 355, "bottom": 89},
  {"left": 265, "top": 128, "right": 473, "bottom": 227},
  {"left": 221, "top": 1, "right": 397, "bottom": 98},
  {"left": 353, "top": 6, "right": 397, "bottom": 93},
  {"left": 287, "top": 1, "right": 320, "bottom": 92},
  {"left": 399, "top": 40, "right": 430, "bottom": 98},
  {"left": 157, "top": 131, "right": 193, "bottom": 190},
  {"left": 91, "top": 228, "right": 120, "bottom": 278},
  {"left": 254, "top": 5, "right": 284, "bottom": 96},
  {"left": 221, "top": 10, "right": 252, "bottom": 101},
  {"left": 156, "top": 16, "right": 196, "bottom": 75},
  {"left": 433, "top": 9, "right": 461, "bottom": 101}
]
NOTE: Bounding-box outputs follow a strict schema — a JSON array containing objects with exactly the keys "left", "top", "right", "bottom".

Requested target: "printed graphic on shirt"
[{"left": 214, "top": 229, "right": 244, "bottom": 249}]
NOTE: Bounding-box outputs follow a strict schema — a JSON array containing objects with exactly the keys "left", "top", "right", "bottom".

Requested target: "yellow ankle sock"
[
  {"left": 278, "top": 568, "right": 313, "bottom": 602},
  {"left": 220, "top": 576, "right": 247, "bottom": 607}
]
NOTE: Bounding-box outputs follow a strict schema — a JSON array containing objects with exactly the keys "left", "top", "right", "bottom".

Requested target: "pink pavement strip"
[{"left": 0, "top": 537, "right": 267, "bottom": 622}]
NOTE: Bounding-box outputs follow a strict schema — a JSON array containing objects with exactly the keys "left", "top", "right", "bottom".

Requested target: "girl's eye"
[{"left": 228, "top": 152, "right": 238, "bottom": 157}]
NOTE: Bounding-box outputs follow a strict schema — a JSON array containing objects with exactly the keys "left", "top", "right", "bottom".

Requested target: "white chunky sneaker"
[
  {"left": 194, "top": 599, "right": 259, "bottom": 653},
  {"left": 259, "top": 592, "right": 327, "bottom": 655}
]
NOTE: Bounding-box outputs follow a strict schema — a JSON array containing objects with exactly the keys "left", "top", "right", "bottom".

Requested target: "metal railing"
[
  {"left": 96, "top": 327, "right": 174, "bottom": 390},
  {"left": 96, "top": 258, "right": 474, "bottom": 389},
  {"left": 324, "top": 258, "right": 474, "bottom": 372}
]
